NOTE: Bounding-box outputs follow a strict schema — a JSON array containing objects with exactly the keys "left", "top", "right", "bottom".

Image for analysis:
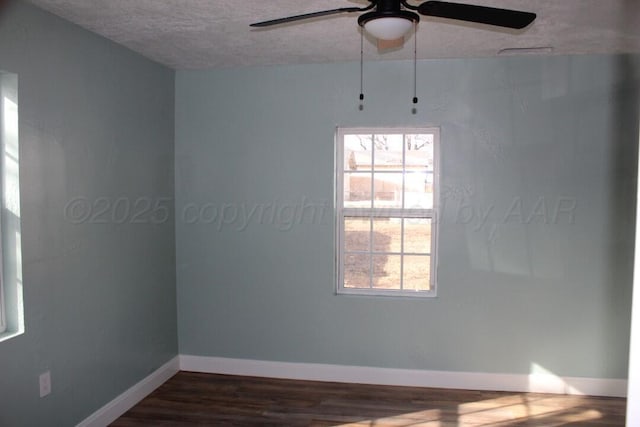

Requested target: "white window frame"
[
  {"left": 336, "top": 127, "right": 440, "bottom": 298},
  {"left": 0, "top": 227, "right": 4, "bottom": 333},
  {"left": 0, "top": 70, "right": 22, "bottom": 339},
  {"left": 0, "top": 78, "right": 6, "bottom": 333}
]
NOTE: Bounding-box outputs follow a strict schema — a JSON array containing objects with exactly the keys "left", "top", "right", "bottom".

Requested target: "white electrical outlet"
[{"left": 39, "top": 371, "right": 51, "bottom": 397}]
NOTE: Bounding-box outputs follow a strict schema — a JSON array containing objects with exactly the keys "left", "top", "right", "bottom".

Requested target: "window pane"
[
  {"left": 344, "top": 253, "right": 371, "bottom": 288},
  {"left": 344, "top": 217, "right": 370, "bottom": 252},
  {"left": 344, "top": 172, "right": 372, "bottom": 208},
  {"left": 404, "top": 218, "right": 431, "bottom": 254},
  {"left": 405, "top": 171, "right": 433, "bottom": 209},
  {"left": 405, "top": 135, "right": 434, "bottom": 171},
  {"left": 373, "top": 134, "right": 403, "bottom": 171},
  {"left": 403, "top": 255, "right": 431, "bottom": 291},
  {"left": 344, "top": 134, "right": 372, "bottom": 171},
  {"left": 372, "top": 218, "right": 401, "bottom": 253},
  {"left": 372, "top": 255, "right": 401, "bottom": 289},
  {"left": 373, "top": 173, "right": 403, "bottom": 208}
]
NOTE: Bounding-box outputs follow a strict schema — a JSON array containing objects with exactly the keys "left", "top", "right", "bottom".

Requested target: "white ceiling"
[{"left": 26, "top": 0, "right": 640, "bottom": 69}]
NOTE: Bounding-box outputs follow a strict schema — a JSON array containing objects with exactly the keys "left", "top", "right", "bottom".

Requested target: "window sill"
[
  {"left": 337, "top": 288, "right": 437, "bottom": 298},
  {"left": 0, "top": 329, "right": 24, "bottom": 343}
]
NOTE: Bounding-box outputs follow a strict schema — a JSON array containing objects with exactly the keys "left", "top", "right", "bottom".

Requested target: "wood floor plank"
[{"left": 111, "top": 372, "right": 626, "bottom": 426}]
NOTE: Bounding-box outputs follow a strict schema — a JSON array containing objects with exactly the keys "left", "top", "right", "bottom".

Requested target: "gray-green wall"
[
  {"left": 0, "top": 2, "right": 177, "bottom": 425},
  {"left": 176, "top": 55, "right": 639, "bottom": 380}
]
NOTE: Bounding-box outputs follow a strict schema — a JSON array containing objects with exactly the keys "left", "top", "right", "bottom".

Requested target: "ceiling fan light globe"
[{"left": 364, "top": 17, "right": 414, "bottom": 40}]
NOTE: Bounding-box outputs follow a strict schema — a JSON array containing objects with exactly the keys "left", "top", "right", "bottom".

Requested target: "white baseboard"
[
  {"left": 77, "top": 356, "right": 180, "bottom": 427},
  {"left": 179, "top": 355, "right": 628, "bottom": 398}
]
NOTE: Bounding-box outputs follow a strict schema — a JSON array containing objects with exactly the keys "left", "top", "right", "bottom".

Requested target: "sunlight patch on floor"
[
  {"left": 456, "top": 396, "right": 602, "bottom": 426},
  {"left": 336, "top": 392, "right": 602, "bottom": 427},
  {"left": 337, "top": 409, "right": 442, "bottom": 426}
]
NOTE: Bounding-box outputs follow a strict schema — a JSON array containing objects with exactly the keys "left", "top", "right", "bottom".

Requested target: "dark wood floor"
[{"left": 111, "top": 371, "right": 626, "bottom": 426}]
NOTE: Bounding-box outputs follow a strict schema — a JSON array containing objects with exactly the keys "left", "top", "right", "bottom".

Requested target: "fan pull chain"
[
  {"left": 413, "top": 21, "right": 418, "bottom": 105},
  {"left": 359, "top": 28, "right": 364, "bottom": 106}
]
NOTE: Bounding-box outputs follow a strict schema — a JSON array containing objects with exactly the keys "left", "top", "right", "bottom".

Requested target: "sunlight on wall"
[{"left": 529, "top": 363, "right": 584, "bottom": 395}]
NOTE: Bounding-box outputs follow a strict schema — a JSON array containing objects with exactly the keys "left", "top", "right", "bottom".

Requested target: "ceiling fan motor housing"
[
  {"left": 358, "top": 0, "right": 420, "bottom": 39},
  {"left": 358, "top": 0, "right": 420, "bottom": 25}
]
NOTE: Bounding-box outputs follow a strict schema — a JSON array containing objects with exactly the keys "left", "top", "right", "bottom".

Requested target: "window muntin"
[{"left": 337, "top": 128, "right": 438, "bottom": 297}]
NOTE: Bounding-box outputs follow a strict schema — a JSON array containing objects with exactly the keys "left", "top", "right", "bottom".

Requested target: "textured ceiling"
[{"left": 25, "top": 0, "right": 640, "bottom": 69}]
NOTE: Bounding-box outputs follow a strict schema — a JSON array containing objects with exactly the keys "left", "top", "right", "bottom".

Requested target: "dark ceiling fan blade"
[
  {"left": 250, "top": 7, "right": 363, "bottom": 27},
  {"left": 417, "top": 1, "right": 536, "bottom": 29}
]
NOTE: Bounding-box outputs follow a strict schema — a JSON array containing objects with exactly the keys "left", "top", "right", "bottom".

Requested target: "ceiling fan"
[
  {"left": 251, "top": 1, "right": 536, "bottom": 106},
  {"left": 250, "top": 1, "right": 536, "bottom": 43}
]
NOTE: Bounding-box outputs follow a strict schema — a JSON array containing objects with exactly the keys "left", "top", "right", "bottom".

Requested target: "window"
[
  {"left": 336, "top": 127, "right": 439, "bottom": 297},
  {"left": 0, "top": 70, "right": 23, "bottom": 340}
]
